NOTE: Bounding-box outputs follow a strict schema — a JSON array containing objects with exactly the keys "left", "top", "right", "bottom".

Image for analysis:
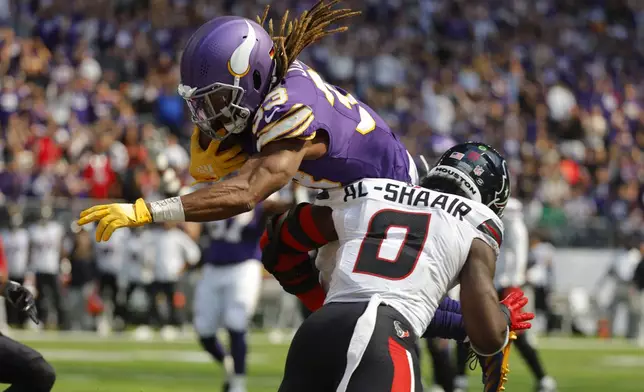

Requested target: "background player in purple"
[
  {"left": 77, "top": 1, "right": 420, "bottom": 241},
  {"left": 194, "top": 194, "right": 289, "bottom": 392}
]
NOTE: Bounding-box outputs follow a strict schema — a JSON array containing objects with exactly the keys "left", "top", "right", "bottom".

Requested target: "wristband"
[
  {"left": 150, "top": 197, "right": 185, "bottom": 222},
  {"left": 470, "top": 326, "right": 510, "bottom": 357}
]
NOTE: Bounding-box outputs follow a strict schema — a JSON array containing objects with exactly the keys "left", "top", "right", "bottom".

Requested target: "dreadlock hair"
[{"left": 256, "top": 0, "right": 360, "bottom": 82}]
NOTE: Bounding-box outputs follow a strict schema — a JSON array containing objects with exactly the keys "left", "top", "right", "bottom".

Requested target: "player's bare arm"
[
  {"left": 459, "top": 238, "right": 509, "bottom": 354},
  {"left": 78, "top": 134, "right": 326, "bottom": 241},
  {"left": 177, "top": 138, "right": 325, "bottom": 222}
]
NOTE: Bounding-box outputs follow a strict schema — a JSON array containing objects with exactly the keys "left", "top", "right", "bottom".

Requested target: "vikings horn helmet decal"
[{"left": 227, "top": 21, "right": 257, "bottom": 78}]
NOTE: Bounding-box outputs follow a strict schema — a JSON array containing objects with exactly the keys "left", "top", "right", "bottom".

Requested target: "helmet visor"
[{"left": 180, "top": 83, "right": 246, "bottom": 140}]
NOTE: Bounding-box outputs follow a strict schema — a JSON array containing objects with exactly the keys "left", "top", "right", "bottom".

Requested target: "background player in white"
[
  {"left": 631, "top": 241, "right": 644, "bottom": 347},
  {"left": 152, "top": 222, "right": 201, "bottom": 340},
  {"left": 62, "top": 223, "right": 97, "bottom": 331},
  {"left": 94, "top": 226, "right": 131, "bottom": 335},
  {"left": 527, "top": 231, "right": 557, "bottom": 335},
  {"left": 1, "top": 209, "right": 30, "bottom": 328},
  {"left": 261, "top": 143, "right": 533, "bottom": 392},
  {"left": 28, "top": 205, "right": 66, "bottom": 329},
  {"left": 497, "top": 198, "right": 556, "bottom": 392},
  {"left": 125, "top": 227, "right": 157, "bottom": 339},
  {"left": 194, "top": 193, "right": 289, "bottom": 392}
]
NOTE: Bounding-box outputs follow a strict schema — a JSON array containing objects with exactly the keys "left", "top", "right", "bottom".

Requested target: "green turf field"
[{"left": 7, "top": 331, "right": 644, "bottom": 391}]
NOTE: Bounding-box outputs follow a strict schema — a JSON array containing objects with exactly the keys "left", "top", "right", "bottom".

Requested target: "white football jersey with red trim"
[{"left": 314, "top": 178, "right": 503, "bottom": 336}]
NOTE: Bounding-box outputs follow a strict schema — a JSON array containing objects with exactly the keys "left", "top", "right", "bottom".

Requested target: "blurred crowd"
[{"left": 0, "top": 0, "right": 643, "bottom": 245}]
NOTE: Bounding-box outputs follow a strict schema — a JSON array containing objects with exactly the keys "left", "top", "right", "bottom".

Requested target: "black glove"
[{"left": 3, "top": 281, "right": 39, "bottom": 324}]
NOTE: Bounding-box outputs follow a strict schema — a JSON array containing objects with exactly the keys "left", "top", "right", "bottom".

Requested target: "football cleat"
[
  {"left": 466, "top": 331, "right": 517, "bottom": 392},
  {"left": 537, "top": 375, "right": 557, "bottom": 392}
]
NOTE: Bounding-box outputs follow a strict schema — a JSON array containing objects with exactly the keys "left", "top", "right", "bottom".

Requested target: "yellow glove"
[
  {"left": 189, "top": 128, "right": 249, "bottom": 183},
  {"left": 78, "top": 198, "right": 152, "bottom": 242}
]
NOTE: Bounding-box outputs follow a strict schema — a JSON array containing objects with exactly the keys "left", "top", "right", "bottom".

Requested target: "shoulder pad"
[
  {"left": 252, "top": 74, "right": 319, "bottom": 151},
  {"left": 253, "top": 103, "right": 315, "bottom": 151},
  {"left": 462, "top": 201, "right": 504, "bottom": 251},
  {"left": 476, "top": 218, "right": 503, "bottom": 248}
]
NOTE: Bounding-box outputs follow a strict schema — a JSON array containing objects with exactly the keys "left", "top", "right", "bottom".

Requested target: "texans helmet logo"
[{"left": 394, "top": 320, "right": 410, "bottom": 339}]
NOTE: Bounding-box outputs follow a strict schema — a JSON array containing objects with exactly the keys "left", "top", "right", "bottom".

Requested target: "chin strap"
[{"left": 269, "top": 57, "right": 280, "bottom": 88}]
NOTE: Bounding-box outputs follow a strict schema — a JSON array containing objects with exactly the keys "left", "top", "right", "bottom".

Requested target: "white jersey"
[
  {"left": 95, "top": 227, "right": 131, "bottom": 275},
  {"left": 1, "top": 228, "right": 29, "bottom": 277},
  {"left": 315, "top": 178, "right": 504, "bottom": 337},
  {"left": 495, "top": 198, "right": 529, "bottom": 289},
  {"left": 28, "top": 221, "right": 64, "bottom": 274},
  {"left": 153, "top": 227, "right": 201, "bottom": 282},
  {"left": 127, "top": 229, "right": 157, "bottom": 284},
  {"left": 528, "top": 242, "right": 555, "bottom": 288}
]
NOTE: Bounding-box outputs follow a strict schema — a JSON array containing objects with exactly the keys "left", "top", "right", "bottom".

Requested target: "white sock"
[
  {"left": 223, "top": 355, "right": 235, "bottom": 378},
  {"left": 230, "top": 375, "right": 246, "bottom": 391}
]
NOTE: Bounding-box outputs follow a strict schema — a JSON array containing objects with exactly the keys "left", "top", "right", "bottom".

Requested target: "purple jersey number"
[
  {"left": 206, "top": 211, "right": 256, "bottom": 244},
  {"left": 203, "top": 209, "right": 263, "bottom": 265}
]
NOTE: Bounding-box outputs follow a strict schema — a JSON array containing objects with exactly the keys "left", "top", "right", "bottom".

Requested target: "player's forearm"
[
  {"left": 460, "top": 241, "right": 509, "bottom": 355},
  {"left": 461, "top": 288, "right": 509, "bottom": 354},
  {"left": 152, "top": 158, "right": 291, "bottom": 222},
  {"left": 179, "top": 176, "right": 258, "bottom": 222},
  {"left": 174, "top": 143, "right": 302, "bottom": 222}
]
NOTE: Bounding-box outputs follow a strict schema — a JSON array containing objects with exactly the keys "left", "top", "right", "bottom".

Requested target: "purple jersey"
[
  {"left": 202, "top": 204, "right": 264, "bottom": 266},
  {"left": 250, "top": 61, "right": 412, "bottom": 189},
  {"left": 35, "top": 17, "right": 61, "bottom": 51},
  {"left": 70, "top": 91, "right": 95, "bottom": 125}
]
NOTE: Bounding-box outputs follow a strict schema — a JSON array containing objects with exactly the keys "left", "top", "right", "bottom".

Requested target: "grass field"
[{"left": 6, "top": 331, "right": 644, "bottom": 391}]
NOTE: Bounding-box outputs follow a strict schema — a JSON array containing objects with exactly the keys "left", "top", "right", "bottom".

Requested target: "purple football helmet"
[{"left": 179, "top": 16, "right": 277, "bottom": 140}]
